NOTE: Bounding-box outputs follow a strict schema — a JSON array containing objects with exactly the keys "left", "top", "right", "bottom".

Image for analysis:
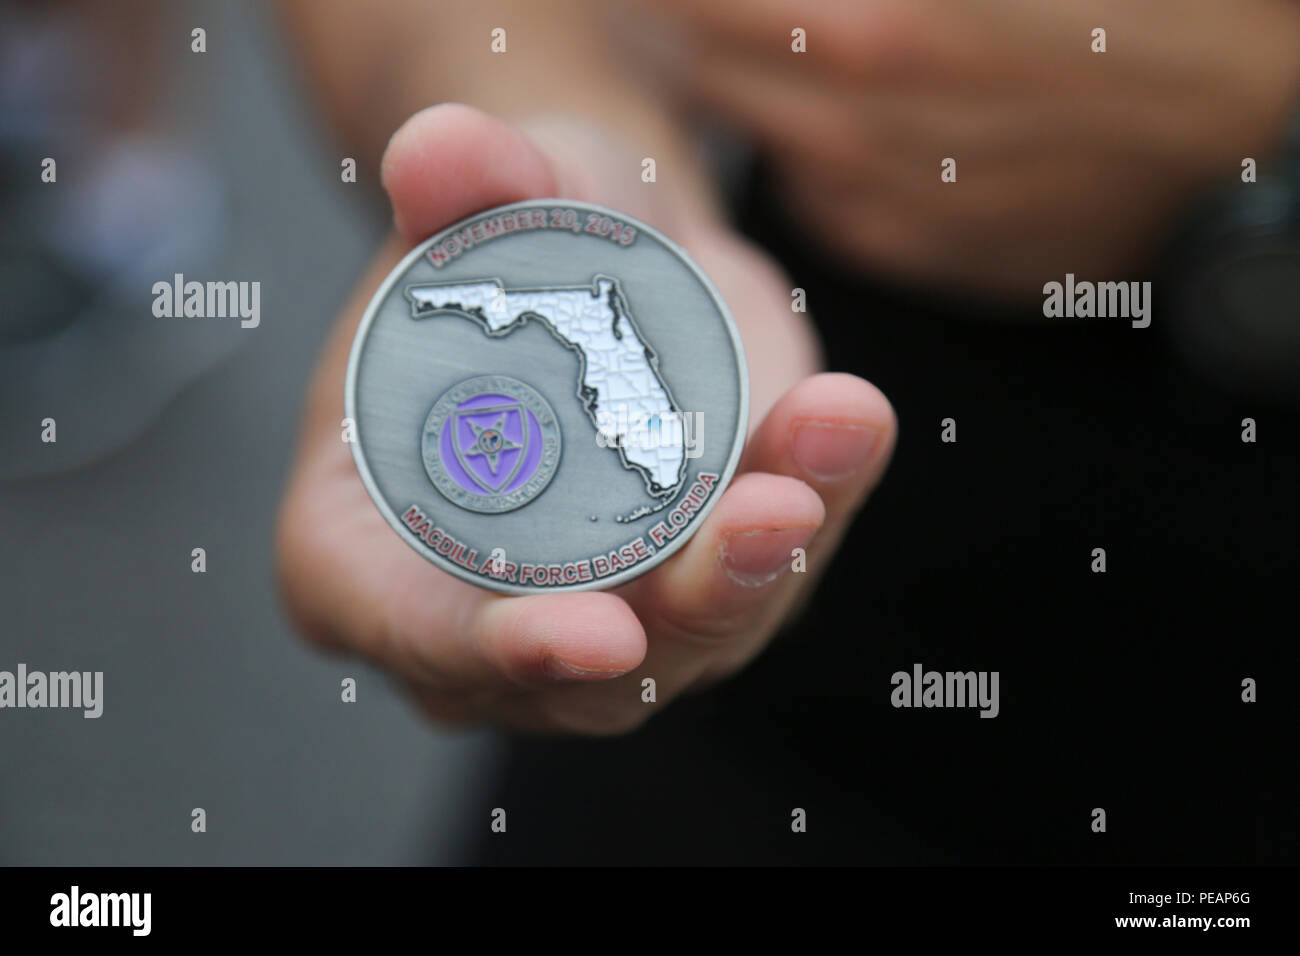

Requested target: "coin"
[{"left": 345, "top": 199, "right": 748, "bottom": 593}]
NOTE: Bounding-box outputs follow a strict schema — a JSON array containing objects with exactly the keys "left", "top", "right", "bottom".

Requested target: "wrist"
[{"left": 1180, "top": 4, "right": 1300, "bottom": 186}]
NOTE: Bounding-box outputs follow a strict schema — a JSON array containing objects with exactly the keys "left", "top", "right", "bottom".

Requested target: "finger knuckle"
[
  {"left": 817, "top": 7, "right": 918, "bottom": 81},
  {"left": 652, "top": 601, "right": 751, "bottom": 648}
]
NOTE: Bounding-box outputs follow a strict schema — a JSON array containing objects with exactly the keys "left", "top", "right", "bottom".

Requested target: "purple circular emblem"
[{"left": 422, "top": 376, "right": 561, "bottom": 514}]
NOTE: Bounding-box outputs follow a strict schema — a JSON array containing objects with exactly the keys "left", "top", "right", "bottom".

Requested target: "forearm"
[{"left": 280, "top": 0, "right": 723, "bottom": 225}]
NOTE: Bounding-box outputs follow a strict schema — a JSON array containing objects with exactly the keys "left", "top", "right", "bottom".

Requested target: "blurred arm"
[{"left": 280, "top": 0, "right": 723, "bottom": 225}]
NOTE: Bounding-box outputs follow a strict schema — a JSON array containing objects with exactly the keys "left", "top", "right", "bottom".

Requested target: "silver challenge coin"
[{"left": 345, "top": 199, "right": 748, "bottom": 593}]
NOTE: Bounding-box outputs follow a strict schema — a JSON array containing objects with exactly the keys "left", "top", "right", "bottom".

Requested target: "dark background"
[{"left": 467, "top": 162, "right": 1297, "bottom": 865}]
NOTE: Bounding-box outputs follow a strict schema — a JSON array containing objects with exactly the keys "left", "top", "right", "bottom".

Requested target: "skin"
[
  {"left": 276, "top": 0, "right": 1300, "bottom": 733},
  {"left": 276, "top": 104, "right": 896, "bottom": 734},
  {"left": 644, "top": 0, "right": 1300, "bottom": 297}
]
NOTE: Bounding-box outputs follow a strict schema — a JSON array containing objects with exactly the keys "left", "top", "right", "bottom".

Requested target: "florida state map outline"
[{"left": 404, "top": 274, "right": 689, "bottom": 508}]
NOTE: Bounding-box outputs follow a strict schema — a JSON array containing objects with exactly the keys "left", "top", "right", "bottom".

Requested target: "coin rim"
[{"left": 344, "top": 198, "right": 750, "bottom": 594}]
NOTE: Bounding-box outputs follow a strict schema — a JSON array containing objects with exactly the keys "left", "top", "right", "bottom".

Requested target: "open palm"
[{"left": 276, "top": 105, "right": 896, "bottom": 734}]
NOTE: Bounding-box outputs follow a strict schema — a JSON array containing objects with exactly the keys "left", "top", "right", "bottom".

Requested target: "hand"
[
  {"left": 275, "top": 104, "right": 896, "bottom": 734},
  {"left": 648, "top": 0, "right": 1300, "bottom": 296}
]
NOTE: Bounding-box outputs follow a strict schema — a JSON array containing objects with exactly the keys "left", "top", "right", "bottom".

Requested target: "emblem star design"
[{"left": 464, "top": 415, "right": 520, "bottom": 473}]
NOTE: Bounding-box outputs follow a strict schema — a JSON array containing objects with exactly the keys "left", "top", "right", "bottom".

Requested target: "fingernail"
[
  {"left": 543, "top": 656, "right": 624, "bottom": 682},
  {"left": 721, "top": 527, "right": 817, "bottom": 589},
  {"left": 792, "top": 422, "right": 879, "bottom": 481}
]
